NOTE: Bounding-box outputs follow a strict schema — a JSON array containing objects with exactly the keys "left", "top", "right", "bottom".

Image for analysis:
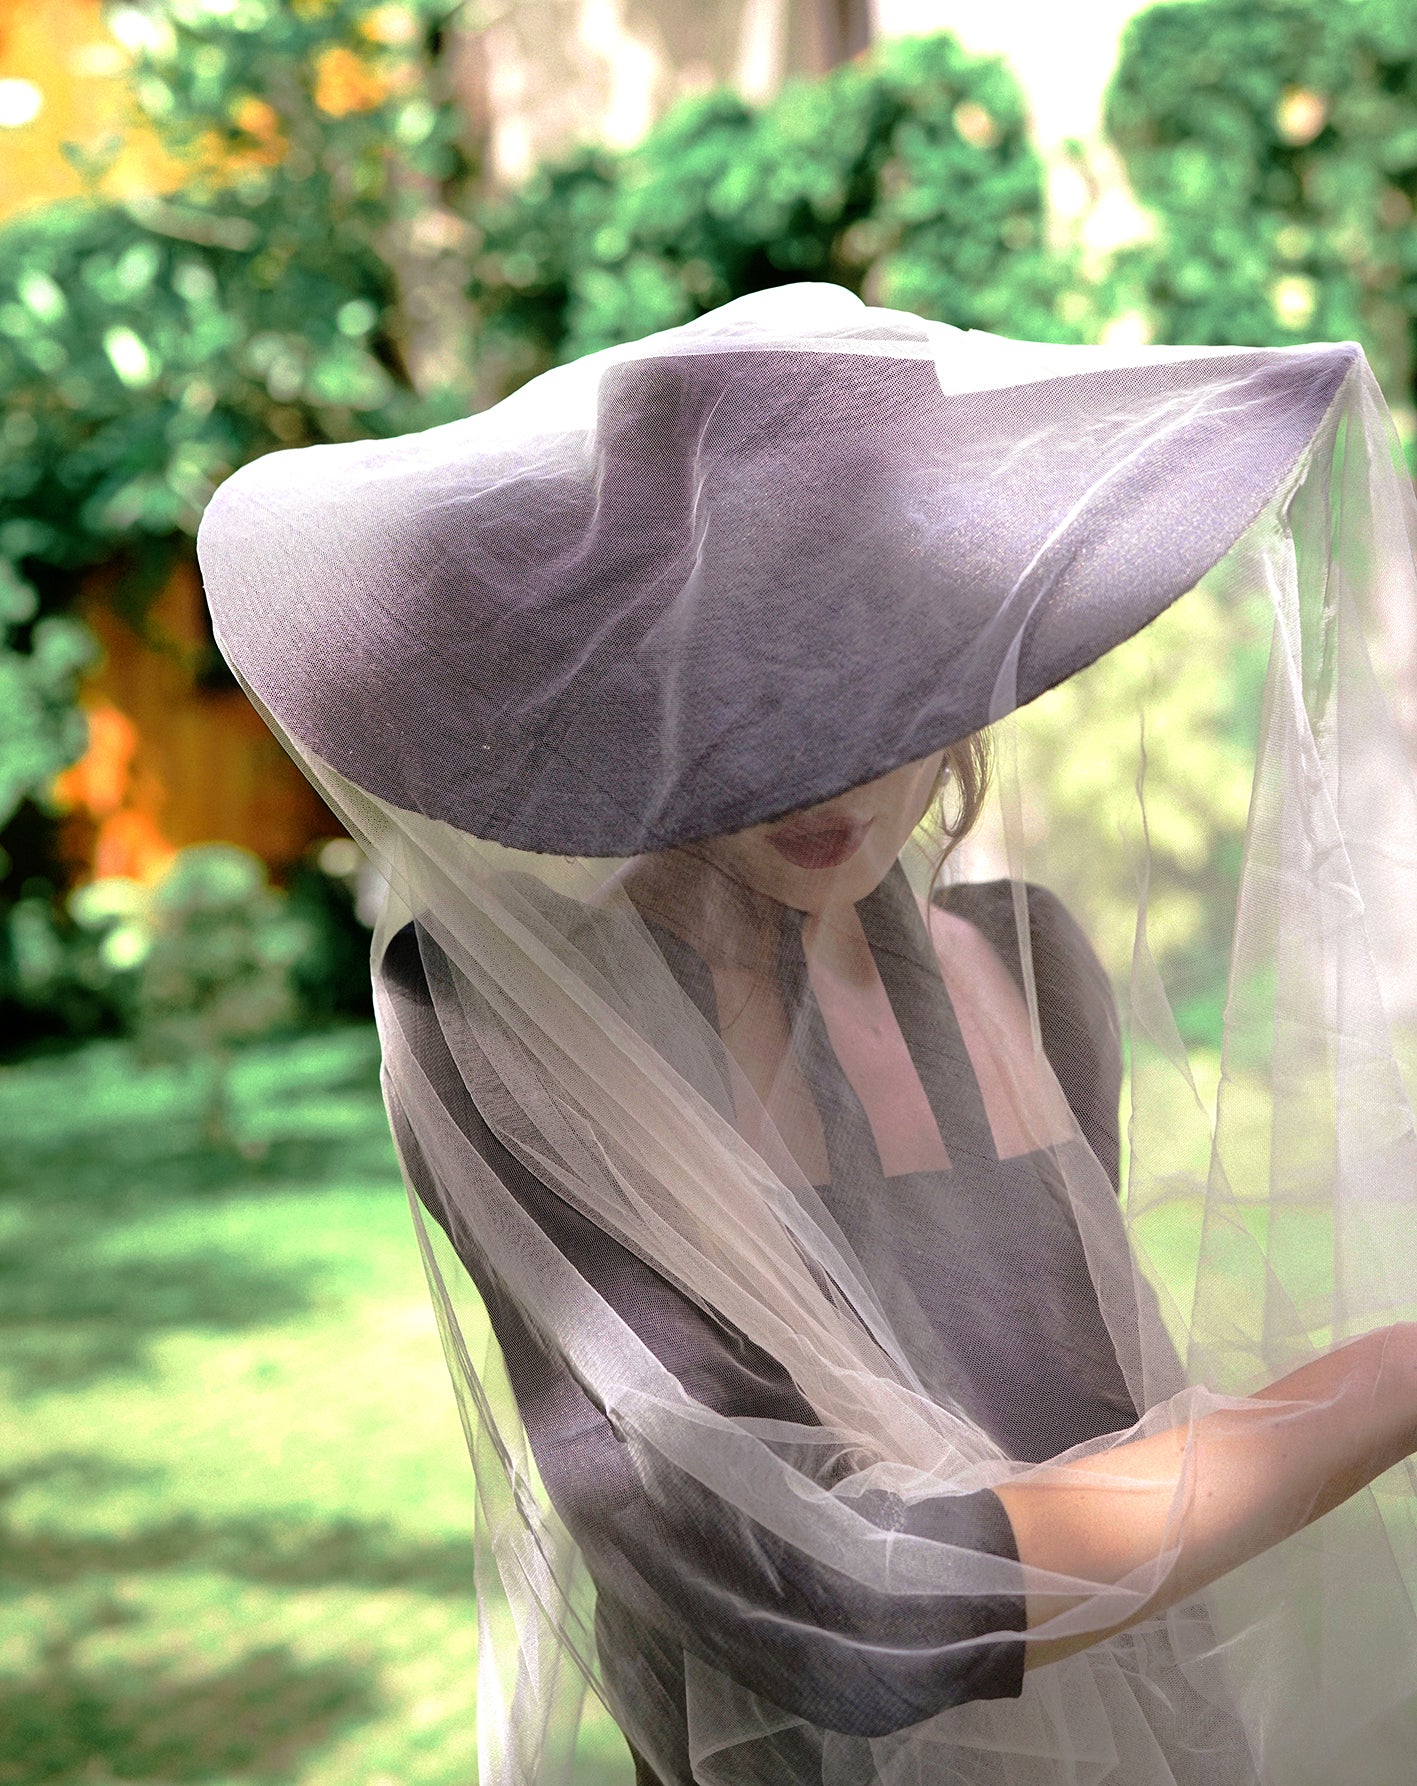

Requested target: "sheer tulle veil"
[{"left": 199, "top": 285, "right": 1417, "bottom": 1784}]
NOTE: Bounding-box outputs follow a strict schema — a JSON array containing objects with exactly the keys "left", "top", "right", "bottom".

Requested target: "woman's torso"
[
  {"left": 645, "top": 862, "right": 1139, "bottom": 1462},
  {"left": 378, "top": 867, "right": 1235, "bottom": 1783}
]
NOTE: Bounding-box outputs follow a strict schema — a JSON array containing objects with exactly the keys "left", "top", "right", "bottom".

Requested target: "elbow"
[
  {"left": 662, "top": 1574, "right": 1028, "bottom": 1738},
  {"left": 585, "top": 1483, "right": 1032, "bottom": 1737},
  {"left": 799, "top": 1627, "right": 1027, "bottom": 1738}
]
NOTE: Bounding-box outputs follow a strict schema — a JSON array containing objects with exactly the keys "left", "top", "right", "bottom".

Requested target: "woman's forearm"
[{"left": 995, "top": 1322, "right": 1417, "bottom": 1670}]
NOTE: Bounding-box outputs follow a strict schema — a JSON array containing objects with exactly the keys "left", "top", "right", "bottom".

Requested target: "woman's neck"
[
  {"left": 622, "top": 847, "right": 901, "bottom": 984},
  {"left": 621, "top": 848, "right": 783, "bottom": 973}
]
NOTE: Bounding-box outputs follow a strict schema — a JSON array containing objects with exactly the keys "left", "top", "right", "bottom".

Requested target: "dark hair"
[{"left": 926, "top": 730, "right": 992, "bottom": 908}]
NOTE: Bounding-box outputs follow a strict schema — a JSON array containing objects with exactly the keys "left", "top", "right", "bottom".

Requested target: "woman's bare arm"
[{"left": 995, "top": 1322, "right": 1417, "bottom": 1669}]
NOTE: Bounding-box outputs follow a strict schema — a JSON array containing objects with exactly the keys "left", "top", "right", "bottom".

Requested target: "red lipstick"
[{"left": 765, "top": 814, "right": 873, "bottom": 871}]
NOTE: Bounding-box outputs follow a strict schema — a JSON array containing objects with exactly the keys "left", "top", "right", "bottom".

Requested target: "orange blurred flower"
[
  {"left": 231, "top": 94, "right": 281, "bottom": 141},
  {"left": 313, "top": 44, "right": 389, "bottom": 117},
  {"left": 52, "top": 702, "right": 136, "bottom": 820},
  {"left": 229, "top": 93, "right": 287, "bottom": 166},
  {"left": 52, "top": 701, "right": 177, "bottom": 884},
  {"left": 94, "top": 809, "right": 176, "bottom": 883}
]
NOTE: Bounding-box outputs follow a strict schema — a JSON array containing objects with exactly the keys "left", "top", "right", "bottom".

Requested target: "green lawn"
[{"left": 0, "top": 1029, "right": 632, "bottom": 1786}]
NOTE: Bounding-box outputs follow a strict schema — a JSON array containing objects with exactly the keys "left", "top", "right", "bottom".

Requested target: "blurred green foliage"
[
  {"left": 0, "top": 0, "right": 462, "bottom": 977},
  {"left": 0, "top": 560, "right": 97, "bottom": 837},
  {"left": 5, "top": 841, "right": 370, "bottom": 1073},
  {"left": 8, "top": 0, "right": 1406, "bottom": 1063},
  {"left": 1000, "top": 578, "right": 1270, "bottom": 1040},
  {"left": 1091, "top": 0, "right": 1417, "bottom": 1030},
  {"left": 130, "top": 845, "right": 313, "bottom": 1144},
  {"left": 284, "top": 842, "right": 378, "bottom": 1027},
  {"left": 1108, "top": 0, "right": 1417, "bottom": 433},
  {"left": 468, "top": 33, "right": 1084, "bottom": 391},
  {"left": 1, "top": 19, "right": 1095, "bottom": 1048},
  {"left": 6, "top": 876, "right": 145, "bottom": 1041}
]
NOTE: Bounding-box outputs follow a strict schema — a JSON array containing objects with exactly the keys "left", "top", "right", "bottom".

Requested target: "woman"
[{"left": 199, "top": 284, "right": 1417, "bottom": 1784}]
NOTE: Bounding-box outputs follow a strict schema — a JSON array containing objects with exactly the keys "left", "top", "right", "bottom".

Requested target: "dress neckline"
[{"left": 645, "top": 860, "right": 1008, "bottom": 1187}]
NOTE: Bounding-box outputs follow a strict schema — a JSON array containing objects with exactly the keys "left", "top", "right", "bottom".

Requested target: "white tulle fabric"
[{"left": 203, "top": 288, "right": 1417, "bottom": 1784}]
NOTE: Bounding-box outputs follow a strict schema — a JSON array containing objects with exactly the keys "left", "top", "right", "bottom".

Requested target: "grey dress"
[{"left": 378, "top": 868, "right": 1233, "bottom": 1783}]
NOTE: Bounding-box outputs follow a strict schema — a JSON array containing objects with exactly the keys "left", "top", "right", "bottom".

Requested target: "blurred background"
[{"left": 3, "top": 1, "right": 1417, "bottom": 1780}]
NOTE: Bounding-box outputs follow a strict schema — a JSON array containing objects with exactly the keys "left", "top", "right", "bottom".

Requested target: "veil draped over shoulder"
[{"left": 199, "top": 285, "right": 1417, "bottom": 1785}]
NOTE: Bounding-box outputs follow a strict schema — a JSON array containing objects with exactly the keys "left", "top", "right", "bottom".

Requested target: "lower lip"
[{"left": 765, "top": 817, "right": 873, "bottom": 871}]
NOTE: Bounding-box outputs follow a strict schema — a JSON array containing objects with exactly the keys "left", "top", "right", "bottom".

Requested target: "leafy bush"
[
  {"left": 285, "top": 838, "right": 376, "bottom": 1023},
  {"left": 469, "top": 33, "right": 1083, "bottom": 389},
  {"left": 0, "top": 558, "right": 96, "bottom": 839},
  {"left": 3, "top": 881, "right": 137, "bottom": 1046},
  {"left": 135, "top": 842, "right": 307, "bottom": 1041},
  {"left": 0, "top": 0, "right": 461, "bottom": 925},
  {"left": 2, "top": 841, "right": 371, "bottom": 1094},
  {"left": 1107, "top": 0, "right": 1417, "bottom": 426}
]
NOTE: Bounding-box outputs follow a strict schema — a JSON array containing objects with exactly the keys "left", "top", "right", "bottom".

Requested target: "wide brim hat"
[{"left": 198, "top": 285, "right": 1358, "bottom": 856}]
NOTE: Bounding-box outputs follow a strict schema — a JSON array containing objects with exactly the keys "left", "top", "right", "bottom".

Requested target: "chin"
[{"left": 736, "top": 833, "right": 900, "bottom": 913}]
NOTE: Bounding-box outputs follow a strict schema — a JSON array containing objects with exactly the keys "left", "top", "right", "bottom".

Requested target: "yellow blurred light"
[
  {"left": 0, "top": 1, "right": 186, "bottom": 222},
  {"left": 359, "top": 5, "right": 420, "bottom": 47},
  {"left": 231, "top": 94, "right": 281, "bottom": 139},
  {"left": 1100, "top": 309, "right": 1153, "bottom": 349},
  {"left": 1275, "top": 87, "right": 1327, "bottom": 147},
  {"left": 1270, "top": 275, "right": 1317, "bottom": 330},
  {"left": 953, "top": 100, "right": 1000, "bottom": 150},
  {"left": 69, "top": 43, "right": 128, "bottom": 78},
  {"left": 108, "top": 5, "right": 176, "bottom": 57},
  {"left": 104, "top": 325, "right": 158, "bottom": 389},
  {"left": 0, "top": 78, "right": 43, "bottom": 128},
  {"left": 227, "top": 92, "right": 288, "bottom": 167},
  {"left": 319, "top": 838, "right": 363, "bottom": 876}
]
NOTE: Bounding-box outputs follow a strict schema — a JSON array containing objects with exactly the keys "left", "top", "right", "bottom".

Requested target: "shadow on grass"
[
  {"left": 1, "top": 1457, "right": 475, "bottom": 1598},
  {"left": 0, "top": 1234, "right": 320, "bottom": 1394},
  {"left": 0, "top": 1039, "right": 452, "bottom": 1785},
  {"left": 4, "top": 1127, "right": 399, "bottom": 1208},
  {"left": 0, "top": 1641, "right": 380, "bottom": 1785},
  {"left": 1, "top": 1035, "right": 396, "bottom": 1218},
  {"left": 7, "top": 1512, "right": 475, "bottom": 1598},
  {"left": 0, "top": 1029, "right": 402, "bottom": 1394}
]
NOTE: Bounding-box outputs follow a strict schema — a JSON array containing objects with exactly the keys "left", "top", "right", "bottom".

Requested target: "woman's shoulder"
[
  {"left": 378, "top": 871, "right": 629, "bottom": 990},
  {"left": 929, "top": 878, "right": 1122, "bottom": 1185},
  {"left": 929, "top": 879, "right": 1112, "bottom": 1017},
  {"left": 929, "top": 876, "right": 1086, "bottom": 949}
]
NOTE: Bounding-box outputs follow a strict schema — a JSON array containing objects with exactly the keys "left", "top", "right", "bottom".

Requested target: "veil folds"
[{"left": 199, "top": 286, "right": 1417, "bottom": 1784}]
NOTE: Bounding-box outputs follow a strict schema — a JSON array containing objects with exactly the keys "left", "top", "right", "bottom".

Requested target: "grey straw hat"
[{"left": 199, "top": 297, "right": 1354, "bottom": 855}]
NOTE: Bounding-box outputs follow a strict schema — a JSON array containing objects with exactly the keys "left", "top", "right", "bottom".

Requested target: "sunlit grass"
[{"left": 0, "top": 1029, "right": 632, "bottom": 1786}]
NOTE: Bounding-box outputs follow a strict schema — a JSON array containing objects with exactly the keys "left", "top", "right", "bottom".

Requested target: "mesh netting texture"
[{"left": 201, "top": 285, "right": 1417, "bottom": 1785}]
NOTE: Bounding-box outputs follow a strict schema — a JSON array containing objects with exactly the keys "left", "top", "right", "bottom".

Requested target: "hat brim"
[{"left": 199, "top": 333, "right": 1358, "bottom": 855}]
